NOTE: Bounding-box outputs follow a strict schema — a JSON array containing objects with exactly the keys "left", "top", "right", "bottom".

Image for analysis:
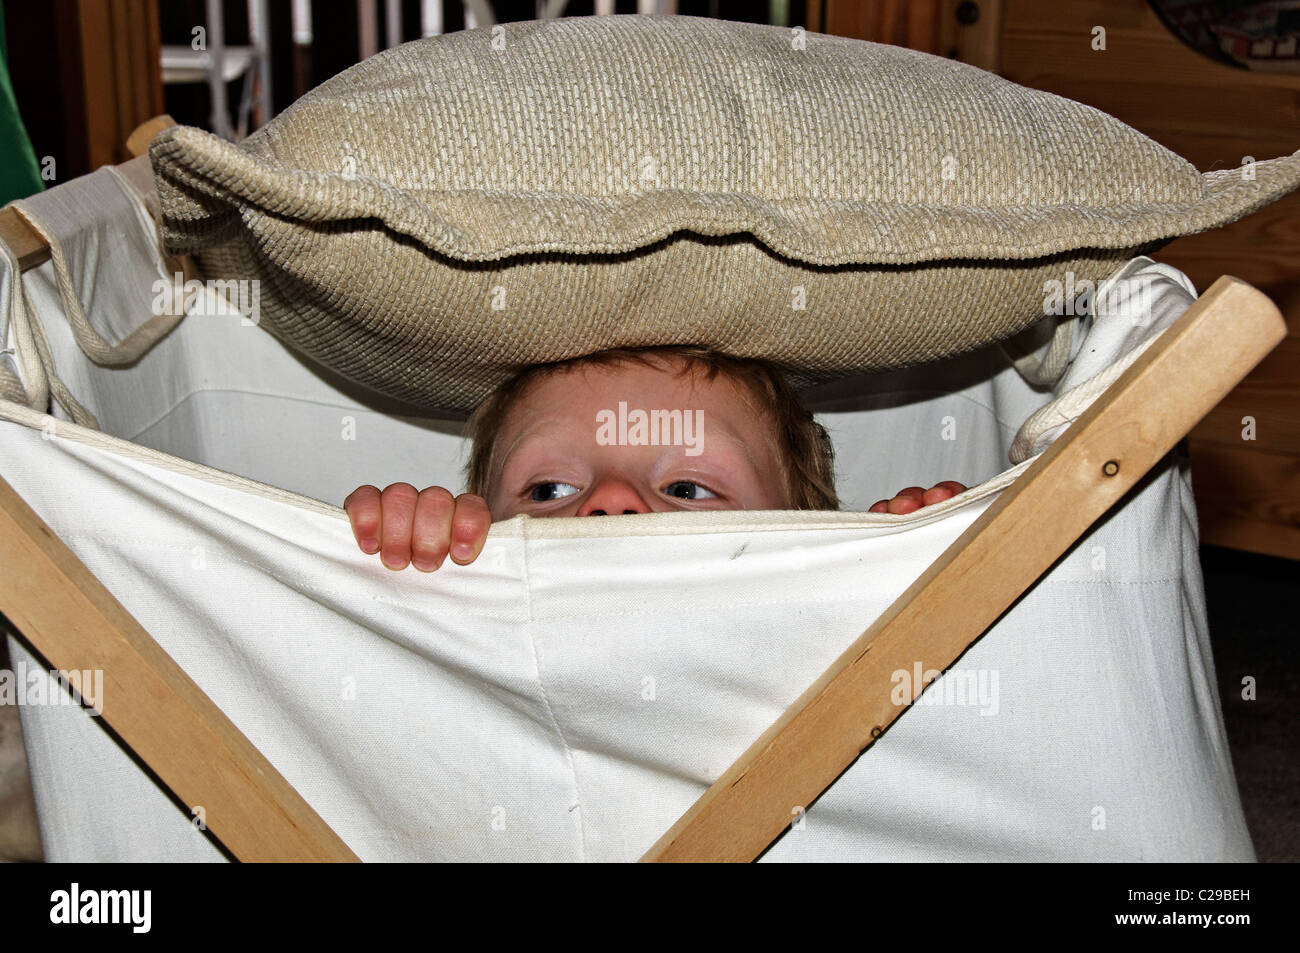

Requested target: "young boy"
[{"left": 344, "top": 346, "right": 966, "bottom": 572}]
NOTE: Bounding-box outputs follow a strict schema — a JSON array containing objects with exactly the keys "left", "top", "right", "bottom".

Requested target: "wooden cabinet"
[
  {"left": 5, "top": 0, "right": 163, "bottom": 183},
  {"left": 820, "top": 0, "right": 1300, "bottom": 559}
]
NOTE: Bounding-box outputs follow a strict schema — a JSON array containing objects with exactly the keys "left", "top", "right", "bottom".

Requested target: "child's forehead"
[
  {"left": 524, "top": 355, "right": 722, "bottom": 398},
  {"left": 480, "top": 354, "right": 794, "bottom": 503},
  {"left": 506, "top": 356, "right": 759, "bottom": 416}
]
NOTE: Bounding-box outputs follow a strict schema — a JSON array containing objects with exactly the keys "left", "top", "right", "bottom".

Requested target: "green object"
[{"left": 0, "top": 4, "right": 44, "bottom": 204}]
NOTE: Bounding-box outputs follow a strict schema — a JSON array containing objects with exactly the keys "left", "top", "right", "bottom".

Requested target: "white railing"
[{"left": 161, "top": 1, "right": 790, "bottom": 140}]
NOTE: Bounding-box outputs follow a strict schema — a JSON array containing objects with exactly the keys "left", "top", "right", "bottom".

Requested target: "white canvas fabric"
[
  {"left": 0, "top": 161, "right": 1253, "bottom": 861},
  {"left": 0, "top": 406, "right": 1251, "bottom": 862}
]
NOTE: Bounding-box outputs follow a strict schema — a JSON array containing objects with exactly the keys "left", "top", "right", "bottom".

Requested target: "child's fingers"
[
  {"left": 887, "top": 494, "right": 922, "bottom": 514},
  {"left": 378, "top": 482, "right": 421, "bottom": 570},
  {"left": 343, "top": 485, "right": 382, "bottom": 554},
  {"left": 448, "top": 494, "right": 491, "bottom": 565},
  {"left": 921, "top": 481, "right": 966, "bottom": 506},
  {"left": 871, "top": 482, "right": 968, "bottom": 515},
  {"left": 410, "top": 486, "right": 456, "bottom": 571}
]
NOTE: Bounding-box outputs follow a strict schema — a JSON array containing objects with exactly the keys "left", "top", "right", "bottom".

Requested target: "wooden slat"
[
  {"left": 0, "top": 472, "right": 359, "bottom": 862},
  {"left": 0, "top": 113, "right": 177, "bottom": 275},
  {"left": 908, "top": 0, "right": 943, "bottom": 55},
  {"left": 126, "top": 114, "right": 177, "bottom": 159},
  {"left": 643, "top": 276, "right": 1285, "bottom": 862},
  {"left": 0, "top": 206, "right": 50, "bottom": 272}
]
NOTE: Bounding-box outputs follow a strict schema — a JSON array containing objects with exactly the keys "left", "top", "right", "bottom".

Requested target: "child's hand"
[
  {"left": 868, "top": 481, "right": 967, "bottom": 515},
  {"left": 343, "top": 484, "right": 491, "bottom": 571}
]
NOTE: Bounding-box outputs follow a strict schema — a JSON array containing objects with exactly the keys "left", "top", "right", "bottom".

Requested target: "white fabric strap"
[
  {"left": 9, "top": 200, "right": 185, "bottom": 368},
  {"left": 1002, "top": 312, "right": 1078, "bottom": 387},
  {"left": 0, "top": 227, "right": 50, "bottom": 414},
  {"left": 1009, "top": 257, "right": 1197, "bottom": 464},
  {"left": 0, "top": 209, "right": 100, "bottom": 427},
  {"left": 17, "top": 280, "right": 100, "bottom": 428}
]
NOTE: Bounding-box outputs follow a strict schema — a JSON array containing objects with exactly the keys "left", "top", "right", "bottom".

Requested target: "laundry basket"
[{"left": 0, "top": 155, "right": 1259, "bottom": 862}]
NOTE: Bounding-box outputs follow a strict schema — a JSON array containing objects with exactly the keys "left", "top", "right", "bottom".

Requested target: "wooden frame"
[
  {"left": 0, "top": 205, "right": 49, "bottom": 272},
  {"left": 0, "top": 475, "right": 359, "bottom": 863},
  {"left": 0, "top": 121, "right": 1286, "bottom": 863},
  {"left": 0, "top": 113, "right": 180, "bottom": 276},
  {"left": 0, "top": 115, "right": 352, "bottom": 861},
  {"left": 993, "top": 0, "right": 1300, "bottom": 562},
  {"left": 642, "top": 275, "right": 1284, "bottom": 861}
]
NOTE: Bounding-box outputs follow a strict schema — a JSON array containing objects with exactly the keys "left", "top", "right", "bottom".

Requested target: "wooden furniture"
[
  {"left": 811, "top": 1, "right": 1003, "bottom": 72},
  {"left": 0, "top": 125, "right": 358, "bottom": 862},
  {"left": 4, "top": 0, "right": 163, "bottom": 182},
  {"left": 0, "top": 245, "right": 1282, "bottom": 860},
  {"left": 998, "top": 0, "right": 1300, "bottom": 561},
  {"left": 0, "top": 473, "right": 360, "bottom": 862},
  {"left": 819, "top": 0, "right": 1300, "bottom": 560},
  {"left": 1, "top": 9, "right": 1290, "bottom": 855},
  {"left": 1, "top": 126, "right": 1285, "bottom": 856},
  {"left": 643, "top": 276, "right": 1284, "bottom": 860}
]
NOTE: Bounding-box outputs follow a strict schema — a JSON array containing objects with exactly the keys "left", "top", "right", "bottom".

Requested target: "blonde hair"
[{"left": 464, "top": 345, "right": 839, "bottom": 511}]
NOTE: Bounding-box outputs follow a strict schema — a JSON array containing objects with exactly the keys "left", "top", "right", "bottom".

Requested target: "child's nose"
[{"left": 577, "top": 477, "right": 651, "bottom": 516}]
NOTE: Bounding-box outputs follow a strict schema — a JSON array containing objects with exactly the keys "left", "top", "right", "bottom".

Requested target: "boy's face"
[{"left": 485, "top": 357, "right": 793, "bottom": 519}]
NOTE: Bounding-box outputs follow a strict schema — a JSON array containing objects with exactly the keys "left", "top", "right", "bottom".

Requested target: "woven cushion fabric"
[{"left": 150, "top": 14, "right": 1300, "bottom": 416}]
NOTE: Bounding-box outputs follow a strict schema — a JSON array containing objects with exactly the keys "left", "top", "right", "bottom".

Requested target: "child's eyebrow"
[
  {"left": 498, "top": 415, "right": 764, "bottom": 474},
  {"left": 495, "top": 416, "right": 569, "bottom": 475},
  {"left": 694, "top": 425, "right": 761, "bottom": 471},
  {"left": 497, "top": 420, "right": 547, "bottom": 466}
]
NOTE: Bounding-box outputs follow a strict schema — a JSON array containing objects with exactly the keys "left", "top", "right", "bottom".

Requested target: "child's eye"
[
  {"left": 663, "top": 481, "right": 717, "bottom": 500},
  {"left": 528, "top": 482, "right": 580, "bottom": 502}
]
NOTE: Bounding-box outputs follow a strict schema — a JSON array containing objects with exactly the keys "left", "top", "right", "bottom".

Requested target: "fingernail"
[
  {"left": 452, "top": 543, "right": 473, "bottom": 560},
  {"left": 360, "top": 538, "right": 378, "bottom": 553}
]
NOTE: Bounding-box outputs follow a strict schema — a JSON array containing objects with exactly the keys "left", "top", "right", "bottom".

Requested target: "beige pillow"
[{"left": 150, "top": 14, "right": 1300, "bottom": 416}]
